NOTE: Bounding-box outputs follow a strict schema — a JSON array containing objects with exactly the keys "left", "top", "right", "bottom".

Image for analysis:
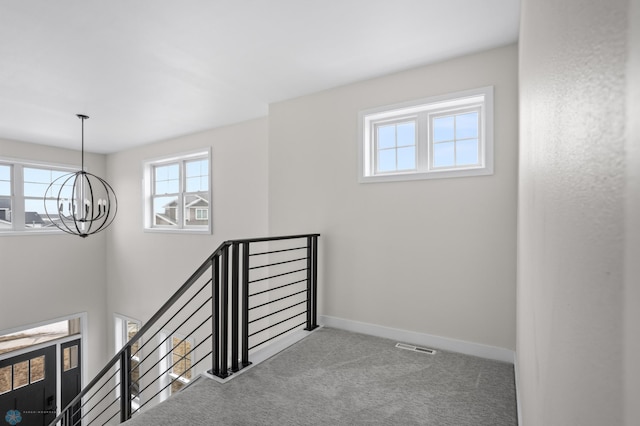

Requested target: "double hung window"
[
  {"left": 0, "top": 159, "right": 76, "bottom": 234},
  {"left": 143, "top": 150, "right": 211, "bottom": 233},
  {"left": 359, "top": 86, "right": 493, "bottom": 182}
]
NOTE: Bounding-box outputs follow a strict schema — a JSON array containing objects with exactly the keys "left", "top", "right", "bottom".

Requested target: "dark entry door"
[
  {"left": 0, "top": 345, "right": 56, "bottom": 426},
  {"left": 60, "top": 339, "right": 81, "bottom": 424}
]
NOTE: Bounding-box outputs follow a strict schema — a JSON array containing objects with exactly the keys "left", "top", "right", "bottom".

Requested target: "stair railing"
[{"left": 50, "top": 233, "right": 320, "bottom": 426}]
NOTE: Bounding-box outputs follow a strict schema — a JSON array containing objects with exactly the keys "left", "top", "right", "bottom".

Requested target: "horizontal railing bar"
[
  {"left": 133, "top": 279, "right": 211, "bottom": 359},
  {"left": 249, "top": 289, "right": 307, "bottom": 311},
  {"left": 249, "top": 246, "right": 306, "bottom": 257},
  {"left": 133, "top": 350, "right": 213, "bottom": 415},
  {"left": 248, "top": 311, "right": 306, "bottom": 338},
  {"left": 248, "top": 256, "right": 307, "bottom": 270},
  {"left": 134, "top": 318, "right": 212, "bottom": 384},
  {"left": 136, "top": 337, "right": 211, "bottom": 398},
  {"left": 248, "top": 268, "right": 308, "bottom": 284},
  {"left": 226, "top": 234, "right": 320, "bottom": 245},
  {"left": 133, "top": 297, "right": 211, "bottom": 370},
  {"left": 83, "top": 386, "right": 120, "bottom": 426},
  {"left": 248, "top": 300, "right": 307, "bottom": 325},
  {"left": 249, "top": 321, "right": 307, "bottom": 351},
  {"left": 79, "top": 368, "right": 119, "bottom": 409},
  {"left": 249, "top": 278, "right": 307, "bottom": 298},
  {"left": 101, "top": 409, "right": 120, "bottom": 426}
]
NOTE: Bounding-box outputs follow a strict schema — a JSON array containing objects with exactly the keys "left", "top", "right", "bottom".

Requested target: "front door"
[
  {"left": 60, "top": 340, "right": 81, "bottom": 424},
  {"left": 0, "top": 345, "right": 56, "bottom": 426}
]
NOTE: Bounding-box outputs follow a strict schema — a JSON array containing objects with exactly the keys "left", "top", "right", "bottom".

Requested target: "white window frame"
[
  {"left": 143, "top": 148, "right": 211, "bottom": 234},
  {"left": 167, "top": 334, "right": 194, "bottom": 395},
  {"left": 358, "top": 86, "right": 494, "bottom": 183},
  {"left": 0, "top": 157, "right": 78, "bottom": 235}
]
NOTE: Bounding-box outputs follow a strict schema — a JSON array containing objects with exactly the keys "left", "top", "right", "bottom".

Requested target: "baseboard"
[
  {"left": 514, "top": 353, "right": 523, "bottom": 425},
  {"left": 319, "top": 315, "right": 515, "bottom": 364}
]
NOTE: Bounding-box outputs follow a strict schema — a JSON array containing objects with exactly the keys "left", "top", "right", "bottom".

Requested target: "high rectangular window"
[
  {"left": 0, "top": 159, "right": 77, "bottom": 234},
  {"left": 143, "top": 150, "right": 211, "bottom": 233},
  {"left": 358, "top": 87, "right": 493, "bottom": 183}
]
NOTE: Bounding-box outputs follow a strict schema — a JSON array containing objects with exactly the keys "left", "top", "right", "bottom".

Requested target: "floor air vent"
[{"left": 395, "top": 342, "right": 436, "bottom": 355}]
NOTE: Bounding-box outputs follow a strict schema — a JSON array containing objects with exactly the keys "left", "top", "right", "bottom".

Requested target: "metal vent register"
[{"left": 395, "top": 342, "right": 437, "bottom": 355}]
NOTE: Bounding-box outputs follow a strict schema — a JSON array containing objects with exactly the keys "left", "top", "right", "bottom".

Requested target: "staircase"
[{"left": 50, "top": 234, "right": 320, "bottom": 426}]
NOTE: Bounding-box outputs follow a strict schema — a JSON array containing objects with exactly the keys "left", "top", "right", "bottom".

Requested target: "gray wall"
[
  {"left": 518, "top": 0, "right": 635, "bottom": 424},
  {"left": 0, "top": 138, "right": 108, "bottom": 376},
  {"left": 268, "top": 44, "right": 519, "bottom": 350},
  {"left": 105, "top": 118, "right": 269, "bottom": 352}
]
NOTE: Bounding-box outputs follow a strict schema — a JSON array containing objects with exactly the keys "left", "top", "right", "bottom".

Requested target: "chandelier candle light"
[{"left": 44, "top": 114, "right": 117, "bottom": 237}]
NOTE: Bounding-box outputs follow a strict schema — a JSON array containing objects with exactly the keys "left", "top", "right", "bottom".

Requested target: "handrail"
[{"left": 50, "top": 233, "right": 320, "bottom": 426}]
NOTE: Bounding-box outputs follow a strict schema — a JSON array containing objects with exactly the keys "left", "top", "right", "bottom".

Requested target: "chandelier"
[{"left": 44, "top": 114, "right": 118, "bottom": 237}]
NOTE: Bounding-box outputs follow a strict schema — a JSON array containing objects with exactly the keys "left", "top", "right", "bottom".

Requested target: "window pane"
[
  {"left": 30, "top": 356, "right": 45, "bottom": 383},
  {"left": 184, "top": 194, "right": 209, "bottom": 227},
  {"left": 433, "top": 142, "right": 455, "bottom": 167},
  {"left": 127, "top": 321, "right": 140, "bottom": 354},
  {"left": 0, "top": 197, "right": 11, "bottom": 227},
  {"left": 153, "top": 196, "right": 179, "bottom": 226},
  {"left": 0, "top": 165, "right": 10, "bottom": 181},
  {"left": 433, "top": 116, "right": 454, "bottom": 142},
  {"left": 397, "top": 147, "right": 416, "bottom": 170},
  {"left": 63, "top": 346, "right": 78, "bottom": 371},
  {"left": 13, "top": 361, "right": 28, "bottom": 389},
  {"left": 456, "top": 139, "right": 479, "bottom": 165},
  {"left": 377, "top": 149, "right": 396, "bottom": 172},
  {"left": 24, "top": 167, "right": 51, "bottom": 184},
  {"left": 0, "top": 366, "right": 11, "bottom": 394},
  {"left": 377, "top": 125, "right": 396, "bottom": 149},
  {"left": 456, "top": 112, "right": 478, "bottom": 139},
  {"left": 172, "top": 337, "right": 192, "bottom": 379},
  {"left": 396, "top": 122, "right": 415, "bottom": 147},
  {"left": 0, "top": 165, "right": 10, "bottom": 196},
  {"left": 155, "top": 164, "right": 180, "bottom": 194},
  {"left": 185, "top": 159, "right": 208, "bottom": 192}
]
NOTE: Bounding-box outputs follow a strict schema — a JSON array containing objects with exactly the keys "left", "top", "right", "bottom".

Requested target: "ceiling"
[{"left": 0, "top": 0, "right": 520, "bottom": 154}]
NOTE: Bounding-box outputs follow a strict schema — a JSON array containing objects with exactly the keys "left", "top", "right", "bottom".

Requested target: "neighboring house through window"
[
  {"left": 358, "top": 86, "right": 494, "bottom": 183},
  {"left": 143, "top": 149, "right": 211, "bottom": 233}
]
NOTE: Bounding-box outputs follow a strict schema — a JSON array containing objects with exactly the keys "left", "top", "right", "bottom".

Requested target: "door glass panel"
[
  {"left": 30, "top": 355, "right": 45, "bottom": 383},
  {"left": 63, "top": 346, "right": 78, "bottom": 371},
  {"left": 0, "top": 366, "right": 11, "bottom": 394},
  {"left": 13, "top": 361, "right": 29, "bottom": 388}
]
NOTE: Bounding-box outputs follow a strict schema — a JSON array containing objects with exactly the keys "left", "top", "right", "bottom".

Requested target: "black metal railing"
[{"left": 50, "top": 234, "right": 320, "bottom": 426}]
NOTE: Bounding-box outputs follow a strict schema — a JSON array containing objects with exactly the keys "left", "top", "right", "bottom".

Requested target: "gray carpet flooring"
[{"left": 123, "top": 328, "right": 517, "bottom": 425}]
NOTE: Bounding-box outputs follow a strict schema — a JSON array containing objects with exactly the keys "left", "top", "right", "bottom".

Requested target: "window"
[
  {"left": 0, "top": 159, "right": 77, "bottom": 234},
  {"left": 358, "top": 86, "right": 493, "bottom": 182},
  {"left": 169, "top": 336, "right": 192, "bottom": 394},
  {"left": 143, "top": 150, "right": 211, "bottom": 233}
]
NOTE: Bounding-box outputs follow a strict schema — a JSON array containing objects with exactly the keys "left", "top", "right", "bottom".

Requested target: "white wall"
[
  {"left": 518, "top": 0, "right": 630, "bottom": 424},
  {"left": 0, "top": 138, "right": 109, "bottom": 376},
  {"left": 268, "top": 44, "right": 518, "bottom": 350},
  {"left": 105, "top": 118, "right": 269, "bottom": 351},
  {"left": 625, "top": 0, "right": 640, "bottom": 424}
]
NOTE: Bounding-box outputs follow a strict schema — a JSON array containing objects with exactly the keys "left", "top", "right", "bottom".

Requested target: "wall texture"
[
  {"left": 105, "top": 118, "right": 268, "bottom": 352},
  {"left": 625, "top": 0, "right": 640, "bottom": 424},
  {"left": 518, "top": 0, "right": 629, "bottom": 424},
  {"left": 269, "top": 44, "right": 518, "bottom": 350},
  {"left": 0, "top": 138, "right": 108, "bottom": 376}
]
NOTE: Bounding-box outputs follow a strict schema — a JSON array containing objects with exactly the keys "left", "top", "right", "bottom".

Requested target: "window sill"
[
  {"left": 359, "top": 166, "right": 493, "bottom": 183},
  {"left": 143, "top": 227, "right": 211, "bottom": 235}
]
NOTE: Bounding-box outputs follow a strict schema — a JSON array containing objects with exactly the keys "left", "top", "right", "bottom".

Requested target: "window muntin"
[
  {"left": 374, "top": 119, "right": 417, "bottom": 174},
  {"left": 145, "top": 150, "right": 211, "bottom": 233},
  {"left": 359, "top": 86, "right": 493, "bottom": 182},
  {"left": 0, "top": 159, "right": 77, "bottom": 234}
]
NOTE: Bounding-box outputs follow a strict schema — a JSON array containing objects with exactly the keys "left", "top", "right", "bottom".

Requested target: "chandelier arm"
[{"left": 88, "top": 175, "right": 118, "bottom": 235}]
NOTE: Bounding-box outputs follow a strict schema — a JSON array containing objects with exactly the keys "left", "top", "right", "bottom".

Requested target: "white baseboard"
[
  {"left": 514, "top": 353, "right": 523, "bottom": 425},
  {"left": 320, "top": 315, "right": 515, "bottom": 364}
]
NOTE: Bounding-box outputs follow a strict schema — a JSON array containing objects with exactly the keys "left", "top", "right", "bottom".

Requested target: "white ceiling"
[{"left": 0, "top": 0, "right": 520, "bottom": 154}]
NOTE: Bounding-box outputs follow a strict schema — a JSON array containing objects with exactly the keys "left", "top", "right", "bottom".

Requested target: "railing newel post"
[
  {"left": 220, "top": 244, "right": 230, "bottom": 378},
  {"left": 242, "top": 241, "right": 252, "bottom": 367},
  {"left": 211, "top": 254, "right": 220, "bottom": 377},
  {"left": 231, "top": 242, "right": 240, "bottom": 372},
  {"left": 119, "top": 345, "right": 132, "bottom": 422},
  {"left": 311, "top": 235, "right": 319, "bottom": 329}
]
